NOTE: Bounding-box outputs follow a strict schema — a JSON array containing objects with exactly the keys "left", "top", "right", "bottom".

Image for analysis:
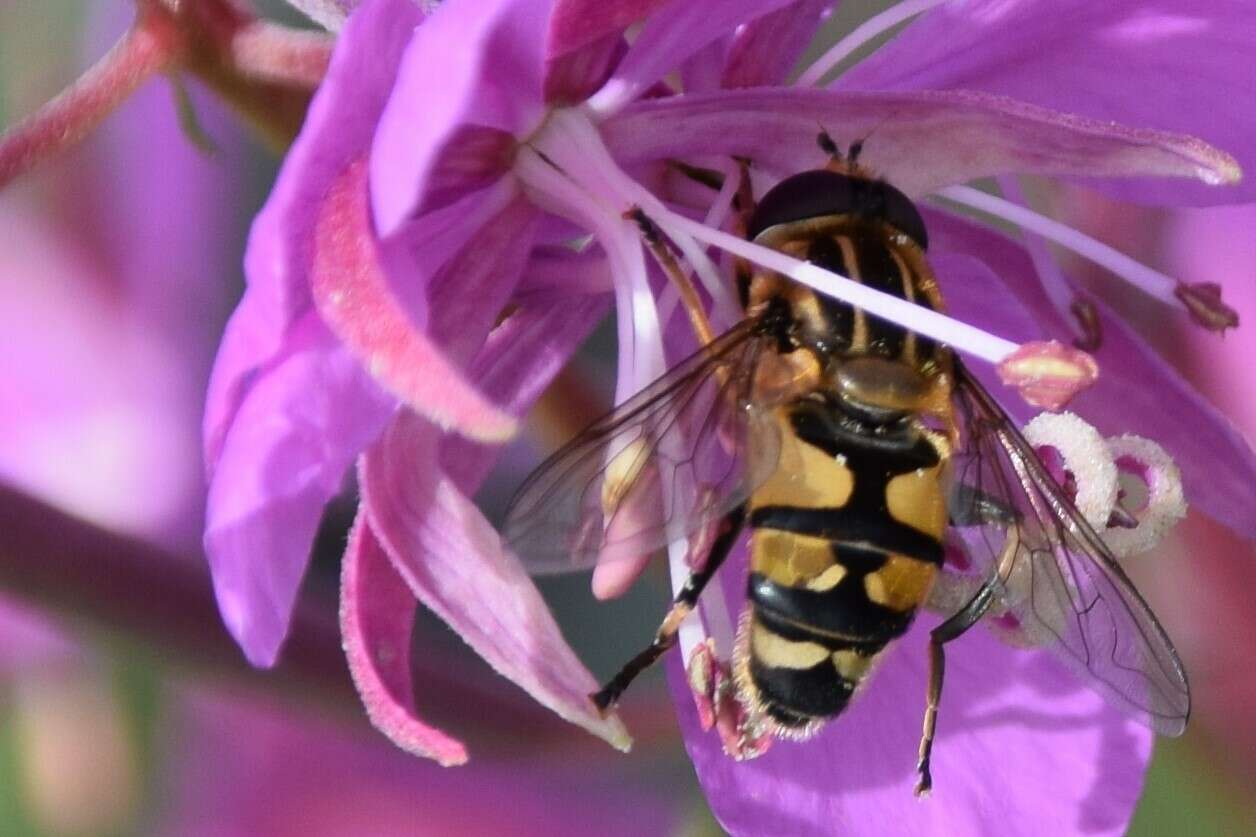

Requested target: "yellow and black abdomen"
[{"left": 738, "top": 398, "right": 949, "bottom": 735}]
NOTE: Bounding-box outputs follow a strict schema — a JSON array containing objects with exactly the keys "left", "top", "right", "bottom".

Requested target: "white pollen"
[{"left": 1023, "top": 412, "right": 1118, "bottom": 531}]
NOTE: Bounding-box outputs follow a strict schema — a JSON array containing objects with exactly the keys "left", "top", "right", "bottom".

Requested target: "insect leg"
[
  {"left": 915, "top": 581, "right": 997, "bottom": 797},
  {"left": 591, "top": 505, "right": 747, "bottom": 714},
  {"left": 732, "top": 159, "right": 757, "bottom": 309},
  {"left": 627, "top": 207, "right": 718, "bottom": 347}
]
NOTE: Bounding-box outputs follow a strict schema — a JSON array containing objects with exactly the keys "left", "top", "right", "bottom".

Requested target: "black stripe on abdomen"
[
  {"left": 750, "top": 505, "right": 943, "bottom": 564},
  {"left": 748, "top": 562, "right": 917, "bottom": 643},
  {"left": 749, "top": 656, "right": 855, "bottom": 725}
]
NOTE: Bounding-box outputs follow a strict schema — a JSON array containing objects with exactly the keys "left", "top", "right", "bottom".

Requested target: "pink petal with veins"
[
  {"left": 588, "top": 0, "right": 797, "bottom": 113},
  {"left": 370, "top": 0, "right": 551, "bottom": 231},
  {"left": 603, "top": 88, "right": 1238, "bottom": 197},
  {"left": 841, "top": 0, "right": 1256, "bottom": 205},
  {"left": 204, "top": 0, "right": 425, "bottom": 469},
  {"left": 340, "top": 509, "right": 469, "bottom": 766},
  {"left": 360, "top": 413, "right": 632, "bottom": 751},
  {"left": 310, "top": 161, "right": 516, "bottom": 443},
  {"left": 721, "top": 0, "right": 831, "bottom": 89},
  {"left": 547, "top": 0, "right": 670, "bottom": 58}
]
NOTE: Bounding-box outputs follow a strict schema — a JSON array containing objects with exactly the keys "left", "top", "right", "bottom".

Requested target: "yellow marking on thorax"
[
  {"left": 751, "top": 410, "right": 853, "bottom": 510},
  {"left": 863, "top": 555, "right": 938, "bottom": 613},
  {"left": 835, "top": 235, "right": 867, "bottom": 352},
  {"left": 891, "top": 248, "right": 920, "bottom": 366},
  {"left": 750, "top": 623, "right": 830, "bottom": 669}
]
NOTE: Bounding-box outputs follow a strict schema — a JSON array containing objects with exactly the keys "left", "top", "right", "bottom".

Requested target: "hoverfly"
[{"left": 503, "top": 137, "right": 1190, "bottom": 795}]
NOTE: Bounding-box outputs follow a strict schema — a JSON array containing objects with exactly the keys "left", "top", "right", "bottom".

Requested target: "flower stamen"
[
  {"left": 935, "top": 185, "right": 1236, "bottom": 332},
  {"left": 660, "top": 210, "right": 1023, "bottom": 364},
  {"left": 795, "top": 0, "right": 948, "bottom": 87}
]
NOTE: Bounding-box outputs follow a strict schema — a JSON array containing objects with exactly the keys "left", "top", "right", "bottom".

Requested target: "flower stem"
[
  {"left": 0, "top": 484, "right": 679, "bottom": 754},
  {"left": 0, "top": 9, "right": 181, "bottom": 190},
  {"left": 228, "top": 20, "right": 334, "bottom": 89}
]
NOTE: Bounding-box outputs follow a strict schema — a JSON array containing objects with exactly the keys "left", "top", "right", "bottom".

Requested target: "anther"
[
  {"left": 1175, "top": 281, "right": 1239, "bottom": 333},
  {"left": 1070, "top": 297, "right": 1103, "bottom": 352}
]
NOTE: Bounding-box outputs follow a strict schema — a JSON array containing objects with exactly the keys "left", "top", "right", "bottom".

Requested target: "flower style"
[{"left": 203, "top": 0, "right": 1256, "bottom": 834}]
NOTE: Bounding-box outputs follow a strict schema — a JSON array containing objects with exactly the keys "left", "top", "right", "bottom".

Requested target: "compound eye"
[{"left": 747, "top": 170, "right": 929, "bottom": 250}]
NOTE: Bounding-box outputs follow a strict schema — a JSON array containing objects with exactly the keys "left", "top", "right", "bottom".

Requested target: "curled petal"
[
  {"left": 1023, "top": 412, "right": 1118, "bottom": 530},
  {"left": 204, "top": 316, "right": 395, "bottom": 667},
  {"left": 841, "top": 0, "right": 1256, "bottom": 204},
  {"left": 668, "top": 620, "right": 1152, "bottom": 836},
  {"left": 311, "top": 161, "right": 517, "bottom": 443},
  {"left": 1104, "top": 435, "right": 1187, "bottom": 557},
  {"left": 360, "top": 414, "right": 632, "bottom": 752},
  {"left": 603, "top": 88, "right": 1239, "bottom": 197},
  {"left": 998, "top": 341, "right": 1099, "bottom": 411},
  {"left": 340, "top": 508, "right": 469, "bottom": 766}
]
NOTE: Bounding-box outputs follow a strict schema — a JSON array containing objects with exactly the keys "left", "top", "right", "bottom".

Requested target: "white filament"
[
  {"left": 660, "top": 210, "right": 1021, "bottom": 363},
  {"left": 936, "top": 185, "right": 1184, "bottom": 309},
  {"left": 795, "top": 0, "right": 949, "bottom": 87}
]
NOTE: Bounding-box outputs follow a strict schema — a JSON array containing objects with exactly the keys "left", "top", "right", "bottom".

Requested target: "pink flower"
[
  {"left": 158, "top": 689, "right": 677, "bottom": 837},
  {"left": 203, "top": 1, "right": 1256, "bottom": 834}
]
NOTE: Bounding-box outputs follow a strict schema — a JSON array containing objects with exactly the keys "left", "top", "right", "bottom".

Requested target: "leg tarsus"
[
  {"left": 591, "top": 507, "right": 747, "bottom": 711},
  {"left": 915, "top": 582, "right": 996, "bottom": 796}
]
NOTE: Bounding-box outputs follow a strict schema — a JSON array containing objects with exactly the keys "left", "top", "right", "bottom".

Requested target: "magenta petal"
[
  {"left": 603, "top": 88, "right": 1238, "bottom": 197},
  {"left": 425, "top": 198, "right": 541, "bottom": 363},
  {"left": 311, "top": 162, "right": 517, "bottom": 443},
  {"left": 203, "top": 280, "right": 286, "bottom": 477},
  {"left": 205, "top": 0, "right": 423, "bottom": 467},
  {"left": 928, "top": 211, "right": 1256, "bottom": 539},
  {"left": 360, "top": 413, "right": 631, "bottom": 750},
  {"left": 547, "top": 0, "right": 669, "bottom": 58},
  {"left": 669, "top": 621, "right": 1152, "bottom": 836},
  {"left": 591, "top": 0, "right": 796, "bottom": 110},
  {"left": 841, "top": 0, "right": 1255, "bottom": 205},
  {"left": 370, "top": 0, "right": 553, "bottom": 232},
  {"left": 441, "top": 293, "right": 610, "bottom": 493},
  {"left": 340, "top": 507, "right": 469, "bottom": 766},
  {"left": 204, "top": 315, "right": 395, "bottom": 666},
  {"left": 721, "top": 0, "right": 831, "bottom": 89}
]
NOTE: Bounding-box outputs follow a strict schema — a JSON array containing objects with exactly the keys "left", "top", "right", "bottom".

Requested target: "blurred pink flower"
[
  {"left": 203, "top": 1, "right": 1256, "bottom": 834},
  {"left": 157, "top": 688, "right": 676, "bottom": 837},
  {"left": 1155, "top": 205, "right": 1256, "bottom": 779},
  {"left": 0, "top": 4, "right": 248, "bottom": 670}
]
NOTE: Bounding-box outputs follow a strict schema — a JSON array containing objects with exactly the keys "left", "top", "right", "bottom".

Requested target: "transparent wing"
[
  {"left": 504, "top": 318, "right": 782, "bottom": 574},
  {"left": 950, "top": 363, "right": 1190, "bottom": 735}
]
